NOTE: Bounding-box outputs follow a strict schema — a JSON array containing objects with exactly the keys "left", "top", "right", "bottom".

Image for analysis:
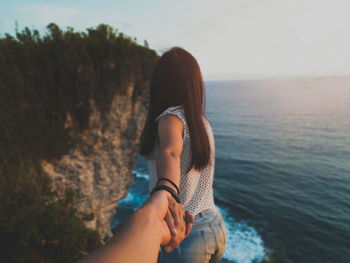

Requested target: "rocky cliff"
[
  {"left": 41, "top": 80, "right": 149, "bottom": 239},
  {"left": 0, "top": 23, "right": 159, "bottom": 261}
]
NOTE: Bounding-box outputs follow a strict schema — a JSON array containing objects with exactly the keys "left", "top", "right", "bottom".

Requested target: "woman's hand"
[
  {"left": 162, "top": 196, "right": 194, "bottom": 253},
  {"left": 141, "top": 190, "right": 193, "bottom": 249}
]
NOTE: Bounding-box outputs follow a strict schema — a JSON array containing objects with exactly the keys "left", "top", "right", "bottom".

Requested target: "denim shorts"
[{"left": 158, "top": 206, "right": 227, "bottom": 263}]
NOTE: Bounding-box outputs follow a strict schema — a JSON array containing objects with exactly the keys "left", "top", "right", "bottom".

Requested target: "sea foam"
[{"left": 218, "top": 206, "right": 267, "bottom": 263}]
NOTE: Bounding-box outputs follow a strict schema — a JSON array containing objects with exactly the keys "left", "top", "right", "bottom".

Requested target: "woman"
[{"left": 140, "top": 47, "right": 226, "bottom": 263}]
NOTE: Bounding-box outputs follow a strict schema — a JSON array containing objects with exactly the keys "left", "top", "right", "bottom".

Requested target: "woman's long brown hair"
[{"left": 139, "top": 47, "right": 211, "bottom": 171}]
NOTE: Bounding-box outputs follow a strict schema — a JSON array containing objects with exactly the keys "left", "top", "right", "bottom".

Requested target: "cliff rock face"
[{"left": 41, "top": 81, "right": 149, "bottom": 239}]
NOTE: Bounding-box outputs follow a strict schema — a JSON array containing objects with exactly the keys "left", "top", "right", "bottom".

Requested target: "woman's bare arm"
[
  {"left": 156, "top": 114, "right": 184, "bottom": 190},
  {"left": 156, "top": 114, "right": 188, "bottom": 252}
]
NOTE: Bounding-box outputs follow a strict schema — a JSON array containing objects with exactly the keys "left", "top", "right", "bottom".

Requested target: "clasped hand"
[{"left": 161, "top": 192, "right": 194, "bottom": 253}]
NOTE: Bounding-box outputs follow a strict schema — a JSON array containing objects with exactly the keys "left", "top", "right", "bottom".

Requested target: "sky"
[{"left": 1, "top": 0, "right": 350, "bottom": 80}]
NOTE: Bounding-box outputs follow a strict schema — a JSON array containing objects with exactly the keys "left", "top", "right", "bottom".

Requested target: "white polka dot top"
[{"left": 146, "top": 105, "right": 216, "bottom": 216}]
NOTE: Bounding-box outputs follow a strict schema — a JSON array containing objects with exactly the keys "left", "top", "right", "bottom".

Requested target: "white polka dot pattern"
[{"left": 146, "top": 105, "right": 215, "bottom": 216}]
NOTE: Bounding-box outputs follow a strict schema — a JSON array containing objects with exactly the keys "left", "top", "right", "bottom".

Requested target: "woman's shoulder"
[
  {"left": 155, "top": 105, "right": 189, "bottom": 140},
  {"left": 155, "top": 105, "right": 185, "bottom": 123}
]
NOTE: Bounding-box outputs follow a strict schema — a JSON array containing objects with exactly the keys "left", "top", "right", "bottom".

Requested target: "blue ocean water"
[{"left": 111, "top": 77, "right": 350, "bottom": 263}]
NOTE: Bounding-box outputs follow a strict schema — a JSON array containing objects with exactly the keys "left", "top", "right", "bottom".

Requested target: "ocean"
[{"left": 111, "top": 77, "right": 350, "bottom": 263}]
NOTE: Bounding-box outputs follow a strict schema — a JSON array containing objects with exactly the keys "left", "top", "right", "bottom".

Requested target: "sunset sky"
[{"left": 1, "top": 0, "right": 349, "bottom": 80}]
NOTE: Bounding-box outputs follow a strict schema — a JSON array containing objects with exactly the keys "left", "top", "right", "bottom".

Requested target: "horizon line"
[{"left": 203, "top": 73, "right": 350, "bottom": 82}]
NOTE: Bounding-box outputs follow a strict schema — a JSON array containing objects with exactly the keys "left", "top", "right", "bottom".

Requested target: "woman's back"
[
  {"left": 147, "top": 105, "right": 216, "bottom": 216},
  {"left": 141, "top": 47, "right": 225, "bottom": 262}
]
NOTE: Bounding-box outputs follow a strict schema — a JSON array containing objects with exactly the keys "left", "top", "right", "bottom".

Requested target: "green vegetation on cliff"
[{"left": 0, "top": 23, "right": 158, "bottom": 262}]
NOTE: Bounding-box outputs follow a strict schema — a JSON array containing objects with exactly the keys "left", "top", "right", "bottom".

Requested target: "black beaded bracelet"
[
  {"left": 150, "top": 185, "right": 180, "bottom": 203},
  {"left": 156, "top": 177, "right": 179, "bottom": 195}
]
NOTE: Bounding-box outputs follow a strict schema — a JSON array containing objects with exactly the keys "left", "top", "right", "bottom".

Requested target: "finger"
[
  {"left": 171, "top": 203, "right": 186, "bottom": 246},
  {"left": 171, "top": 202, "right": 186, "bottom": 244},
  {"left": 184, "top": 211, "right": 193, "bottom": 238},
  {"left": 185, "top": 211, "right": 194, "bottom": 223},
  {"left": 165, "top": 210, "right": 177, "bottom": 236},
  {"left": 159, "top": 220, "right": 172, "bottom": 246},
  {"left": 168, "top": 198, "right": 180, "bottom": 230},
  {"left": 163, "top": 245, "right": 174, "bottom": 253}
]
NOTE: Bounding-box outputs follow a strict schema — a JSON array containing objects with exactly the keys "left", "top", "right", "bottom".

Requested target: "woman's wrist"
[
  {"left": 157, "top": 179, "right": 178, "bottom": 193},
  {"left": 151, "top": 185, "right": 180, "bottom": 203},
  {"left": 157, "top": 178, "right": 180, "bottom": 195}
]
